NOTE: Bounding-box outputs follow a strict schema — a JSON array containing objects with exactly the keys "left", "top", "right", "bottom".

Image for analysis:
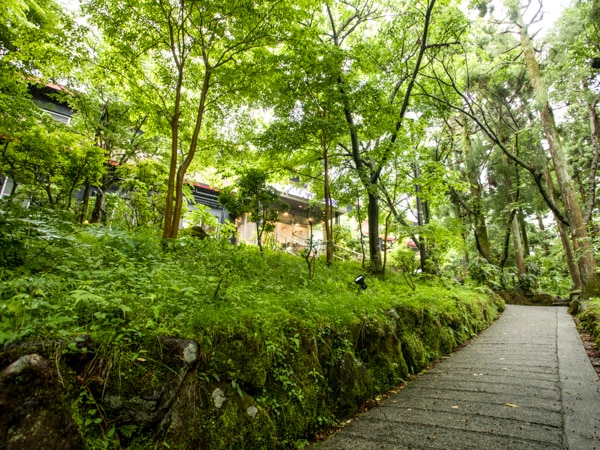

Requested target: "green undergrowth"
[
  {"left": 579, "top": 298, "right": 600, "bottom": 348},
  {"left": 0, "top": 223, "right": 505, "bottom": 449}
]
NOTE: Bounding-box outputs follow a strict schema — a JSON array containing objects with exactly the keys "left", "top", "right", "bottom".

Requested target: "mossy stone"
[
  {"left": 210, "top": 333, "right": 271, "bottom": 389},
  {"left": 400, "top": 332, "right": 427, "bottom": 373}
]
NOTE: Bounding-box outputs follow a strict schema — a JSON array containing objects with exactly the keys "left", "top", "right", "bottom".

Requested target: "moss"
[
  {"left": 582, "top": 274, "right": 600, "bottom": 299},
  {"left": 210, "top": 332, "right": 271, "bottom": 389},
  {"left": 0, "top": 286, "right": 503, "bottom": 449},
  {"left": 159, "top": 378, "right": 278, "bottom": 450},
  {"left": 395, "top": 305, "right": 425, "bottom": 330},
  {"left": 369, "top": 343, "right": 409, "bottom": 392},
  {"left": 579, "top": 300, "right": 600, "bottom": 348},
  {"left": 0, "top": 354, "right": 84, "bottom": 450},
  {"left": 400, "top": 332, "right": 427, "bottom": 373},
  {"left": 438, "top": 327, "right": 458, "bottom": 354},
  {"left": 324, "top": 349, "right": 372, "bottom": 416},
  {"left": 263, "top": 342, "right": 333, "bottom": 444},
  {"left": 421, "top": 312, "right": 442, "bottom": 360},
  {"left": 208, "top": 391, "right": 277, "bottom": 450}
]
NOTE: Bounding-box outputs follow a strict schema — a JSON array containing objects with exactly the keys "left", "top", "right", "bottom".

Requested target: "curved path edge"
[
  {"left": 558, "top": 308, "right": 600, "bottom": 448},
  {"left": 315, "top": 305, "right": 600, "bottom": 449}
]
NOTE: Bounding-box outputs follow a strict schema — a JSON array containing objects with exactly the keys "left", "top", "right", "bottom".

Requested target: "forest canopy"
[{"left": 1, "top": 0, "right": 599, "bottom": 296}]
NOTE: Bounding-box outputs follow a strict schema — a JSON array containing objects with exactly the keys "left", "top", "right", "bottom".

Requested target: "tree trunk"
[
  {"left": 80, "top": 180, "right": 90, "bottom": 223},
  {"left": 462, "top": 120, "right": 492, "bottom": 261},
  {"left": 511, "top": 214, "right": 526, "bottom": 275},
  {"left": 414, "top": 164, "right": 429, "bottom": 272},
  {"left": 91, "top": 173, "right": 111, "bottom": 224},
  {"left": 356, "top": 196, "right": 366, "bottom": 268},
  {"left": 516, "top": 9, "right": 597, "bottom": 293},
  {"left": 329, "top": 0, "right": 435, "bottom": 274},
  {"left": 163, "top": 111, "right": 180, "bottom": 240},
  {"left": 91, "top": 189, "right": 106, "bottom": 224},
  {"left": 163, "top": 67, "right": 212, "bottom": 240},
  {"left": 256, "top": 220, "right": 264, "bottom": 253},
  {"left": 323, "top": 138, "right": 334, "bottom": 265},
  {"left": 518, "top": 207, "right": 530, "bottom": 258},
  {"left": 367, "top": 191, "right": 383, "bottom": 273},
  {"left": 499, "top": 209, "right": 517, "bottom": 270},
  {"left": 536, "top": 212, "right": 550, "bottom": 256},
  {"left": 501, "top": 152, "right": 526, "bottom": 275},
  {"left": 338, "top": 71, "right": 382, "bottom": 272},
  {"left": 382, "top": 211, "right": 393, "bottom": 272},
  {"left": 545, "top": 169, "right": 582, "bottom": 289},
  {"left": 584, "top": 98, "right": 599, "bottom": 224},
  {"left": 381, "top": 183, "right": 424, "bottom": 264}
]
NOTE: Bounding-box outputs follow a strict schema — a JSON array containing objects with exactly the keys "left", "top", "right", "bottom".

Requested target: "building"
[
  {"left": 234, "top": 183, "right": 345, "bottom": 253},
  {"left": 0, "top": 83, "right": 74, "bottom": 199},
  {"left": 3, "top": 82, "right": 345, "bottom": 250}
]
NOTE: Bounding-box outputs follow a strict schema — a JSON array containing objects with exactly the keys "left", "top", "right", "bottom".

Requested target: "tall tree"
[
  {"left": 507, "top": 0, "right": 598, "bottom": 294},
  {"left": 418, "top": 11, "right": 592, "bottom": 285},
  {"left": 309, "top": 0, "right": 463, "bottom": 273},
  {"left": 257, "top": 21, "right": 349, "bottom": 265},
  {"left": 546, "top": 0, "right": 600, "bottom": 226},
  {"left": 453, "top": 117, "right": 492, "bottom": 261},
  {"left": 84, "top": 0, "right": 292, "bottom": 239}
]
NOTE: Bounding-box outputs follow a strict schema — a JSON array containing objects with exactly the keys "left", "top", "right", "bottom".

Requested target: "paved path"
[{"left": 316, "top": 305, "right": 600, "bottom": 449}]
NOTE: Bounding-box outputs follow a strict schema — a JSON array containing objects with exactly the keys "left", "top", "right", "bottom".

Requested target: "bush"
[
  {"left": 388, "top": 246, "right": 419, "bottom": 290},
  {"left": 467, "top": 257, "right": 499, "bottom": 287}
]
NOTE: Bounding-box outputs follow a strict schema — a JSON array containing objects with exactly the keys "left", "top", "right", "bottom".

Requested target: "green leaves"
[{"left": 218, "top": 168, "right": 289, "bottom": 252}]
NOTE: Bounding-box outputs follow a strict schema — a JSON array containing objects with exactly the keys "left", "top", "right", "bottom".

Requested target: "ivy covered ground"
[{"left": 0, "top": 209, "right": 505, "bottom": 449}]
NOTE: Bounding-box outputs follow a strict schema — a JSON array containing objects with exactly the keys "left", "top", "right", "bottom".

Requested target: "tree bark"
[
  {"left": 584, "top": 98, "right": 599, "bottom": 224},
  {"left": 380, "top": 183, "right": 424, "bottom": 263},
  {"left": 80, "top": 180, "right": 91, "bottom": 223},
  {"left": 518, "top": 207, "right": 530, "bottom": 258},
  {"left": 499, "top": 209, "right": 517, "bottom": 270},
  {"left": 162, "top": 82, "right": 182, "bottom": 239},
  {"left": 91, "top": 173, "right": 111, "bottom": 224},
  {"left": 322, "top": 131, "right": 334, "bottom": 265},
  {"left": 414, "top": 163, "right": 430, "bottom": 272},
  {"left": 356, "top": 195, "right": 366, "bottom": 268},
  {"left": 367, "top": 191, "right": 383, "bottom": 272},
  {"left": 329, "top": 0, "right": 436, "bottom": 274},
  {"left": 511, "top": 214, "right": 526, "bottom": 275},
  {"left": 535, "top": 212, "right": 550, "bottom": 256},
  {"left": 501, "top": 152, "right": 526, "bottom": 275},
  {"left": 91, "top": 188, "right": 106, "bottom": 224},
  {"left": 546, "top": 169, "right": 582, "bottom": 288},
  {"left": 462, "top": 119, "right": 492, "bottom": 261},
  {"left": 164, "top": 63, "right": 212, "bottom": 239},
  {"left": 338, "top": 74, "right": 383, "bottom": 272}
]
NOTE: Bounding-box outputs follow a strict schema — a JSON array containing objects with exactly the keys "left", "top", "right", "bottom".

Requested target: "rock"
[
  {"left": 104, "top": 394, "right": 159, "bottom": 423},
  {"left": 190, "top": 226, "right": 209, "bottom": 239},
  {"left": 157, "top": 337, "right": 199, "bottom": 364},
  {"left": 182, "top": 342, "right": 198, "bottom": 363},
  {"left": 247, "top": 405, "right": 258, "bottom": 418},
  {"left": 386, "top": 309, "right": 399, "bottom": 320},
  {"left": 212, "top": 388, "right": 226, "bottom": 409},
  {"left": 0, "top": 354, "right": 84, "bottom": 450},
  {"left": 1, "top": 354, "right": 47, "bottom": 376},
  {"left": 335, "top": 351, "right": 373, "bottom": 415}
]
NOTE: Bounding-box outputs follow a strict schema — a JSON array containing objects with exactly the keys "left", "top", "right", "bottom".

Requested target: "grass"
[{"left": 0, "top": 223, "right": 486, "bottom": 347}]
